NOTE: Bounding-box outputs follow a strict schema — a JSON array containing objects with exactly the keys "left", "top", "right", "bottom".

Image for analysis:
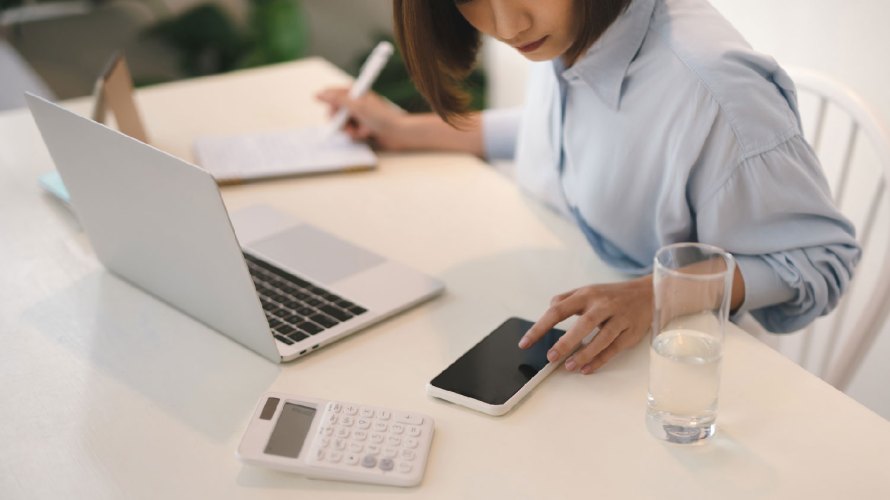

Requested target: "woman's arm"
[
  {"left": 518, "top": 266, "right": 745, "bottom": 375},
  {"left": 316, "top": 88, "right": 484, "bottom": 156}
]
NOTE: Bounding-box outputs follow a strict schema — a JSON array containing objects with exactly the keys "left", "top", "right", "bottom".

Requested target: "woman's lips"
[{"left": 516, "top": 36, "right": 548, "bottom": 53}]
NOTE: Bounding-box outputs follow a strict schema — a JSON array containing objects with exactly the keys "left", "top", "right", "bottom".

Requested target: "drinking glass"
[{"left": 646, "top": 243, "right": 735, "bottom": 443}]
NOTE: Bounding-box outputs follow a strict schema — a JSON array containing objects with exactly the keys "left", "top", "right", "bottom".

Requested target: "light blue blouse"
[{"left": 481, "top": 0, "right": 860, "bottom": 333}]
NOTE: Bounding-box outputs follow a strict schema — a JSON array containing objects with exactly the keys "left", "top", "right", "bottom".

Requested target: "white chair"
[{"left": 747, "top": 67, "right": 890, "bottom": 390}]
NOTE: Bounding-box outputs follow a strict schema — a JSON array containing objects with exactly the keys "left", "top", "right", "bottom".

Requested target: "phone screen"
[{"left": 429, "top": 317, "right": 566, "bottom": 406}]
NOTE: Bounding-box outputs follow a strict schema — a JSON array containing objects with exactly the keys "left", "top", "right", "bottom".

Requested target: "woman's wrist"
[
  {"left": 391, "top": 114, "right": 430, "bottom": 151},
  {"left": 394, "top": 113, "right": 484, "bottom": 155}
]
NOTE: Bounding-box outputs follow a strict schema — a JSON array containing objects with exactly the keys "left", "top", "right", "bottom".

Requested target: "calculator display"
[{"left": 264, "top": 403, "right": 317, "bottom": 458}]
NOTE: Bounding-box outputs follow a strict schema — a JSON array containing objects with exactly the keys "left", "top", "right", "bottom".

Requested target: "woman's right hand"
[{"left": 315, "top": 88, "right": 411, "bottom": 151}]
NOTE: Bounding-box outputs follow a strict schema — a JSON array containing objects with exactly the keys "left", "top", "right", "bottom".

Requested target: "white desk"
[{"left": 2, "top": 58, "right": 888, "bottom": 499}]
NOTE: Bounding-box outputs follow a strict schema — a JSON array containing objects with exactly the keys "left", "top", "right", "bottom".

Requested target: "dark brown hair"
[{"left": 393, "top": 0, "right": 632, "bottom": 123}]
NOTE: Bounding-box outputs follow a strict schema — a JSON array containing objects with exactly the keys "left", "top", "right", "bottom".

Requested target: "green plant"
[
  {"left": 356, "top": 33, "right": 486, "bottom": 113},
  {"left": 240, "top": 0, "right": 307, "bottom": 67},
  {"left": 144, "top": 0, "right": 307, "bottom": 78}
]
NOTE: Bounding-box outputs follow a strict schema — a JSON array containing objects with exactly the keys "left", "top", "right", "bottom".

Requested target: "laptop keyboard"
[{"left": 243, "top": 253, "right": 367, "bottom": 346}]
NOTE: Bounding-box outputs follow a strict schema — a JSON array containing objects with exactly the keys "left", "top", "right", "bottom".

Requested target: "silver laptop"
[{"left": 26, "top": 94, "right": 444, "bottom": 363}]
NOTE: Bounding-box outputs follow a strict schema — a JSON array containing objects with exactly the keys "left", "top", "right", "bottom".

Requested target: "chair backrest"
[{"left": 759, "top": 67, "right": 890, "bottom": 390}]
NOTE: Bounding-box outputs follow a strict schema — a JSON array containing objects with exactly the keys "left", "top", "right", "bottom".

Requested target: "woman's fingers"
[
  {"left": 315, "top": 89, "right": 409, "bottom": 151},
  {"left": 550, "top": 288, "right": 577, "bottom": 306},
  {"left": 546, "top": 300, "right": 611, "bottom": 363},
  {"left": 315, "top": 88, "right": 350, "bottom": 116},
  {"left": 348, "top": 119, "right": 373, "bottom": 140},
  {"left": 524, "top": 276, "right": 655, "bottom": 374},
  {"left": 580, "top": 326, "right": 647, "bottom": 374},
  {"left": 519, "top": 291, "right": 587, "bottom": 350},
  {"left": 563, "top": 318, "right": 625, "bottom": 372},
  {"left": 315, "top": 87, "right": 349, "bottom": 103},
  {"left": 521, "top": 291, "right": 611, "bottom": 363}
]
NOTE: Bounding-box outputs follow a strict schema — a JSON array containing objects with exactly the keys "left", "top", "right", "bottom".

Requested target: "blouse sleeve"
[
  {"left": 695, "top": 135, "right": 861, "bottom": 333},
  {"left": 481, "top": 107, "right": 522, "bottom": 161}
]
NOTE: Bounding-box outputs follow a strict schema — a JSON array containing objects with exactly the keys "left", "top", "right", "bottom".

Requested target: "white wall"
[
  {"left": 302, "top": 0, "right": 392, "bottom": 72},
  {"left": 708, "top": 0, "right": 890, "bottom": 142},
  {"left": 483, "top": 0, "right": 890, "bottom": 419}
]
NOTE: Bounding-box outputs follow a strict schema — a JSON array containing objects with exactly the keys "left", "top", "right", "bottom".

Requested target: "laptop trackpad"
[{"left": 248, "top": 225, "right": 384, "bottom": 284}]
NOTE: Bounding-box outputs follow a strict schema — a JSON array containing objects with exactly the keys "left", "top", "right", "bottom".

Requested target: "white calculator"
[{"left": 237, "top": 392, "right": 435, "bottom": 487}]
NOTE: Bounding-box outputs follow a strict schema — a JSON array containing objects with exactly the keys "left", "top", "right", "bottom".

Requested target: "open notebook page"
[{"left": 193, "top": 126, "right": 377, "bottom": 183}]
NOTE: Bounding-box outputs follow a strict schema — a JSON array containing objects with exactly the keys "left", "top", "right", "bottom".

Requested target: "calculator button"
[
  {"left": 395, "top": 413, "right": 424, "bottom": 426},
  {"left": 294, "top": 400, "right": 431, "bottom": 481}
]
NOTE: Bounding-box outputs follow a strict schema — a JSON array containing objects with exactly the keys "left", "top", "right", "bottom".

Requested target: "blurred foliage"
[
  {"left": 145, "top": 3, "right": 244, "bottom": 75},
  {"left": 241, "top": 0, "right": 307, "bottom": 67},
  {"left": 356, "top": 33, "right": 486, "bottom": 113},
  {"left": 144, "top": 0, "right": 307, "bottom": 78}
]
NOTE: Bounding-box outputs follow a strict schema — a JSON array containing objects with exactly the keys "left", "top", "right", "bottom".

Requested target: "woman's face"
[{"left": 455, "top": 0, "right": 577, "bottom": 62}]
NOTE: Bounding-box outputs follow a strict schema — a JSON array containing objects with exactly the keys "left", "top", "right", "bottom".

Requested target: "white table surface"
[{"left": 1, "top": 58, "right": 888, "bottom": 500}]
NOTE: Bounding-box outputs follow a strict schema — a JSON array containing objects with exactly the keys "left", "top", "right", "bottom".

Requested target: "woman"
[{"left": 318, "top": 0, "right": 859, "bottom": 375}]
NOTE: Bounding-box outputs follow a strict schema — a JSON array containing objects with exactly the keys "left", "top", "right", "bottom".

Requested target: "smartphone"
[{"left": 426, "top": 317, "right": 566, "bottom": 416}]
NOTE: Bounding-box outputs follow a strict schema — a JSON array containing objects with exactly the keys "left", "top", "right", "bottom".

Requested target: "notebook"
[
  {"left": 193, "top": 126, "right": 377, "bottom": 184},
  {"left": 27, "top": 93, "right": 444, "bottom": 363}
]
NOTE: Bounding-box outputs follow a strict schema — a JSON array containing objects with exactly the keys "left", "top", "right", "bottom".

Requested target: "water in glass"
[{"left": 647, "top": 328, "right": 722, "bottom": 443}]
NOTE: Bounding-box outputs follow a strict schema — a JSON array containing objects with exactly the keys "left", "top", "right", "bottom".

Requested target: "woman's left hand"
[{"left": 519, "top": 276, "right": 654, "bottom": 374}]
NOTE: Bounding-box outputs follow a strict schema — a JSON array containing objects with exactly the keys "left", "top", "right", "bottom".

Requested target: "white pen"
[{"left": 323, "top": 41, "right": 394, "bottom": 139}]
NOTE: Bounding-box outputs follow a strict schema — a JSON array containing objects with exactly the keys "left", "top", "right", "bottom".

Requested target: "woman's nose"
[{"left": 490, "top": 1, "right": 532, "bottom": 42}]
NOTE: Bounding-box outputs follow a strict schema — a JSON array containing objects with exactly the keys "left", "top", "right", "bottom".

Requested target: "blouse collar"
[{"left": 561, "top": 0, "right": 657, "bottom": 110}]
